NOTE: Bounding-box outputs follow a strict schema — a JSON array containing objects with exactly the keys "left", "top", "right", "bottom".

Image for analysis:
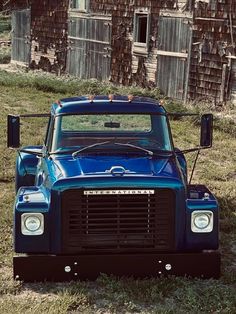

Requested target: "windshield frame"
[{"left": 49, "top": 112, "right": 174, "bottom": 154}]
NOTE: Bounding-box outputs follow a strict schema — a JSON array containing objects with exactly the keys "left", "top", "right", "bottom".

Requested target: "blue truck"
[{"left": 7, "top": 95, "right": 220, "bottom": 282}]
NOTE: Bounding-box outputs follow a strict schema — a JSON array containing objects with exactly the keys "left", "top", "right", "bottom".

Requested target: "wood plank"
[
  {"left": 68, "top": 36, "right": 110, "bottom": 45},
  {"left": 159, "top": 10, "right": 192, "bottom": 19},
  {"left": 69, "top": 12, "right": 112, "bottom": 21},
  {"left": 157, "top": 50, "right": 188, "bottom": 58},
  {"left": 67, "top": 15, "right": 111, "bottom": 81},
  {"left": 157, "top": 15, "right": 191, "bottom": 100},
  {"left": 220, "top": 64, "right": 227, "bottom": 102},
  {"left": 194, "top": 17, "right": 225, "bottom": 22},
  {"left": 11, "top": 9, "right": 31, "bottom": 64},
  {"left": 226, "top": 55, "right": 236, "bottom": 59}
]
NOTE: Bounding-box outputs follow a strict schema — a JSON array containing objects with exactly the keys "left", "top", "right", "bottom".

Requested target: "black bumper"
[{"left": 13, "top": 252, "right": 220, "bottom": 282}]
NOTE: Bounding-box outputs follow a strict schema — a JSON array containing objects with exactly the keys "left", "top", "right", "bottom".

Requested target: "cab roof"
[{"left": 51, "top": 95, "right": 166, "bottom": 116}]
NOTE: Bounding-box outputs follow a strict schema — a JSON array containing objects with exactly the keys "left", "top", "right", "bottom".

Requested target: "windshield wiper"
[
  {"left": 72, "top": 141, "right": 112, "bottom": 158},
  {"left": 113, "top": 142, "right": 153, "bottom": 156},
  {"left": 52, "top": 141, "right": 170, "bottom": 158},
  {"left": 50, "top": 148, "right": 79, "bottom": 155},
  {"left": 72, "top": 141, "right": 154, "bottom": 158}
]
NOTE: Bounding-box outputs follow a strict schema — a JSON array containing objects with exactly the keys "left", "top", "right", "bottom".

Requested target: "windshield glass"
[{"left": 51, "top": 114, "right": 172, "bottom": 152}]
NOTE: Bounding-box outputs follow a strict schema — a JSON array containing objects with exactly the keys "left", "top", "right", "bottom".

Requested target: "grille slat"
[{"left": 61, "top": 189, "right": 175, "bottom": 253}]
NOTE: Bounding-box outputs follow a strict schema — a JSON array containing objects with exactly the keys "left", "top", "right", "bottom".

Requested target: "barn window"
[
  {"left": 133, "top": 10, "right": 150, "bottom": 56},
  {"left": 70, "top": 0, "right": 89, "bottom": 12},
  {"left": 136, "top": 15, "right": 148, "bottom": 43}
]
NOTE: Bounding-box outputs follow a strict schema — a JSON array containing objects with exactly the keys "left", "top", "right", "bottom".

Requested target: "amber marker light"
[
  {"left": 55, "top": 100, "right": 62, "bottom": 107},
  {"left": 88, "top": 95, "right": 94, "bottom": 102},
  {"left": 108, "top": 94, "right": 114, "bottom": 102},
  {"left": 159, "top": 99, "right": 165, "bottom": 106},
  {"left": 128, "top": 95, "right": 134, "bottom": 102}
]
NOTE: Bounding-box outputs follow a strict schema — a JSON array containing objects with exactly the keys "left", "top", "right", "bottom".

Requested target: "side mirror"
[
  {"left": 7, "top": 115, "right": 20, "bottom": 148},
  {"left": 200, "top": 114, "right": 213, "bottom": 148}
]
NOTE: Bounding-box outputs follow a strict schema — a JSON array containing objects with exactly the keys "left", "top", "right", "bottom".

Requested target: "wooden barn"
[{"left": 5, "top": 0, "right": 236, "bottom": 104}]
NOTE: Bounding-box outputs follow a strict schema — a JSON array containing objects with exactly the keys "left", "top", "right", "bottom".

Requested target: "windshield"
[{"left": 51, "top": 113, "right": 172, "bottom": 153}]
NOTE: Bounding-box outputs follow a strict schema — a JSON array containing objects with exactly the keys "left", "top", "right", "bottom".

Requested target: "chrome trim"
[{"left": 84, "top": 190, "right": 155, "bottom": 195}]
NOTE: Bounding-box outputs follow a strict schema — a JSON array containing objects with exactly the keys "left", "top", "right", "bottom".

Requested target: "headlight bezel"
[
  {"left": 191, "top": 210, "right": 213, "bottom": 233},
  {"left": 21, "top": 213, "right": 44, "bottom": 235}
]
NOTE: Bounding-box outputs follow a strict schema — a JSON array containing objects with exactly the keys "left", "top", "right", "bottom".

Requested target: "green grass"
[
  {"left": 0, "top": 72, "right": 236, "bottom": 313},
  {"left": 0, "top": 45, "right": 11, "bottom": 63},
  {"left": 0, "top": 70, "right": 164, "bottom": 98},
  {"left": 0, "top": 14, "right": 11, "bottom": 34}
]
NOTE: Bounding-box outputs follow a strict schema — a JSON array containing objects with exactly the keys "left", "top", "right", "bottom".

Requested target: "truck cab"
[{"left": 7, "top": 95, "right": 220, "bottom": 281}]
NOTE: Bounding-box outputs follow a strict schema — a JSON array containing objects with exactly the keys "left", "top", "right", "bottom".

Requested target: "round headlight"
[
  {"left": 194, "top": 214, "right": 210, "bottom": 229},
  {"left": 24, "top": 216, "right": 41, "bottom": 232}
]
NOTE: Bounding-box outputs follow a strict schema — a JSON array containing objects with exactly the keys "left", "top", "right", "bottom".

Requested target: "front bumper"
[{"left": 13, "top": 252, "right": 220, "bottom": 282}]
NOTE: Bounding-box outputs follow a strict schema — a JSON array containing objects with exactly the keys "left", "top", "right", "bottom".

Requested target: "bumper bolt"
[
  {"left": 165, "top": 264, "right": 172, "bottom": 271},
  {"left": 64, "top": 266, "right": 71, "bottom": 273}
]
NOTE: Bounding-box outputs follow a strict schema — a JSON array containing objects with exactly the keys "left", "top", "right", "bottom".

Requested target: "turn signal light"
[
  {"left": 55, "top": 100, "right": 62, "bottom": 107},
  {"left": 108, "top": 94, "right": 114, "bottom": 102},
  {"left": 88, "top": 95, "right": 94, "bottom": 102},
  {"left": 128, "top": 95, "right": 134, "bottom": 102}
]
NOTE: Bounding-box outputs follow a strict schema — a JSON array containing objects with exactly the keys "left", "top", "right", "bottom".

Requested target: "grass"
[
  {"left": 0, "top": 69, "right": 164, "bottom": 98},
  {"left": 0, "top": 13, "right": 11, "bottom": 34},
  {"left": 0, "top": 45, "right": 11, "bottom": 63},
  {"left": 0, "top": 71, "right": 236, "bottom": 313}
]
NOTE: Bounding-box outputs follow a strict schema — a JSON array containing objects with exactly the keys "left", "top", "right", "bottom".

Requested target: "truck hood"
[{"left": 51, "top": 154, "right": 179, "bottom": 180}]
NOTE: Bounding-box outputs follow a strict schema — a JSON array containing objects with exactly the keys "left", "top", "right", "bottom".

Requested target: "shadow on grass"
[
  {"left": 218, "top": 196, "right": 236, "bottom": 234},
  {"left": 17, "top": 273, "right": 236, "bottom": 313}
]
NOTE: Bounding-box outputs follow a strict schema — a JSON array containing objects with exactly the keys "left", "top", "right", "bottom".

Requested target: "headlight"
[
  {"left": 21, "top": 213, "right": 44, "bottom": 235},
  {"left": 194, "top": 214, "right": 210, "bottom": 229},
  {"left": 191, "top": 211, "right": 213, "bottom": 233}
]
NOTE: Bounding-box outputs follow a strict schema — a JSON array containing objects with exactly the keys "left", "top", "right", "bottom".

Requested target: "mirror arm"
[
  {"left": 175, "top": 146, "right": 211, "bottom": 155},
  {"left": 175, "top": 147, "right": 200, "bottom": 154},
  {"left": 19, "top": 148, "right": 43, "bottom": 157}
]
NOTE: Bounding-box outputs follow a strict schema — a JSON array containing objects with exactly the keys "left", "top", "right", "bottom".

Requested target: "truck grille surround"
[{"left": 61, "top": 189, "right": 175, "bottom": 253}]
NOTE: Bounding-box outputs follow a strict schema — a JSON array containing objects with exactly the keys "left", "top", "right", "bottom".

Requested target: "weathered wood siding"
[
  {"left": 8, "top": 0, "right": 69, "bottom": 73},
  {"left": 11, "top": 9, "right": 31, "bottom": 64},
  {"left": 30, "top": 1, "right": 68, "bottom": 73},
  {"left": 67, "top": 13, "right": 111, "bottom": 80},
  {"left": 5, "top": 0, "right": 29, "bottom": 10},
  {"left": 189, "top": 0, "right": 236, "bottom": 103},
  {"left": 229, "top": 57, "right": 236, "bottom": 103},
  {"left": 91, "top": 0, "right": 176, "bottom": 86},
  {"left": 157, "top": 12, "right": 192, "bottom": 100},
  {"left": 7, "top": 0, "right": 236, "bottom": 103}
]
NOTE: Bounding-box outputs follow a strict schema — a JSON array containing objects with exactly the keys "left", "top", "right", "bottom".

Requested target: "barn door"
[
  {"left": 67, "top": 15, "right": 112, "bottom": 80},
  {"left": 157, "top": 13, "right": 192, "bottom": 101},
  {"left": 11, "top": 9, "right": 31, "bottom": 64},
  {"left": 230, "top": 59, "right": 236, "bottom": 104}
]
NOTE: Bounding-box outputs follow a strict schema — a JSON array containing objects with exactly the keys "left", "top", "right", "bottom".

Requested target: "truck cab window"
[{"left": 51, "top": 113, "right": 172, "bottom": 152}]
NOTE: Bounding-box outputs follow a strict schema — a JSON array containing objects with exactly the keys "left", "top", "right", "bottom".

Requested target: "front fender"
[
  {"left": 14, "top": 186, "right": 50, "bottom": 253},
  {"left": 15, "top": 146, "right": 42, "bottom": 192},
  {"left": 175, "top": 149, "right": 187, "bottom": 181}
]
